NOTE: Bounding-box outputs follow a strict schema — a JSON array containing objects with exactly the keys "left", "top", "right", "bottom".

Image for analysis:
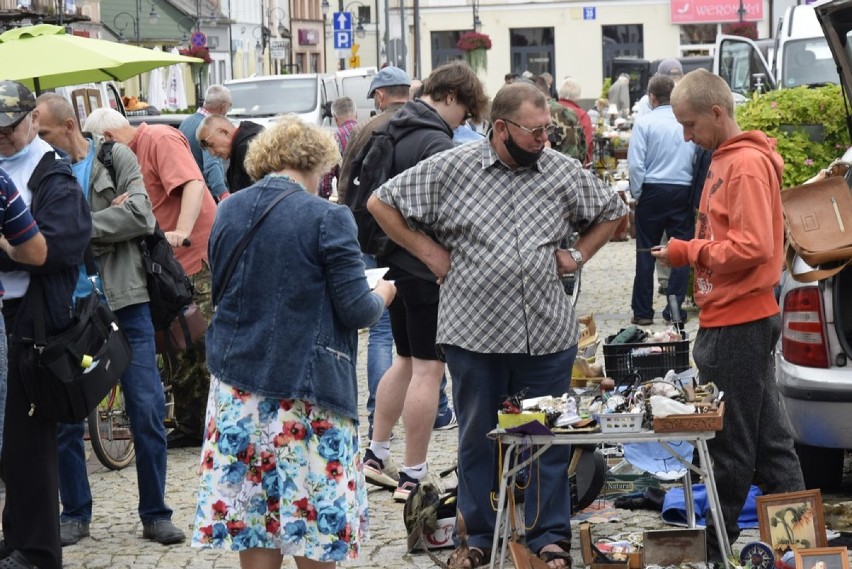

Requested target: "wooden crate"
[{"left": 652, "top": 402, "right": 724, "bottom": 433}]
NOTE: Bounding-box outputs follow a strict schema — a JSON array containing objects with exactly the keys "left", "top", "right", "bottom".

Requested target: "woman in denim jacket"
[{"left": 192, "top": 116, "right": 396, "bottom": 569}]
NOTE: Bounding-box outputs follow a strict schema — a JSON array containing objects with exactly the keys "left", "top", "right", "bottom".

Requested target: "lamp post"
[
  {"left": 472, "top": 0, "right": 481, "bottom": 32},
  {"left": 113, "top": 0, "right": 160, "bottom": 45},
  {"left": 269, "top": 7, "right": 292, "bottom": 74},
  {"left": 344, "top": 1, "right": 367, "bottom": 39},
  {"left": 320, "top": 0, "right": 344, "bottom": 71},
  {"left": 737, "top": 0, "right": 746, "bottom": 22}
]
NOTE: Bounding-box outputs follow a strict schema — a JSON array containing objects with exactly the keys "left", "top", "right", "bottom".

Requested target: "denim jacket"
[{"left": 206, "top": 176, "right": 384, "bottom": 420}]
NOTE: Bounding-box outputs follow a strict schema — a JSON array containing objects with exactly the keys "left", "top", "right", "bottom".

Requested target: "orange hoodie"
[{"left": 667, "top": 131, "right": 784, "bottom": 328}]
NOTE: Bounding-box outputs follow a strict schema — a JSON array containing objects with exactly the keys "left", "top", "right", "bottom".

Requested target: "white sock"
[
  {"left": 369, "top": 441, "right": 391, "bottom": 460},
  {"left": 402, "top": 462, "right": 428, "bottom": 480}
]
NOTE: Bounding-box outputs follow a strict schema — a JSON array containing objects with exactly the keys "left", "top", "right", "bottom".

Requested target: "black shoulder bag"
[
  {"left": 213, "top": 188, "right": 300, "bottom": 306},
  {"left": 18, "top": 249, "right": 132, "bottom": 424}
]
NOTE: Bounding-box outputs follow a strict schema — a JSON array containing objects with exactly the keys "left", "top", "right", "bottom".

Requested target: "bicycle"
[{"left": 88, "top": 353, "right": 178, "bottom": 470}]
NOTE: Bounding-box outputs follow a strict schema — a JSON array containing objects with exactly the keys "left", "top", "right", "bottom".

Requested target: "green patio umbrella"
[{"left": 0, "top": 24, "right": 202, "bottom": 93}]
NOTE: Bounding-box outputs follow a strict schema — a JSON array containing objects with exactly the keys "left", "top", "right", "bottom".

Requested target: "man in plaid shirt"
[
  {"left": 319, "top": 97, "right": 359, "bottom": 200},
  {"left": 368, "top": 82, "right": 627, "bottom": 569}
]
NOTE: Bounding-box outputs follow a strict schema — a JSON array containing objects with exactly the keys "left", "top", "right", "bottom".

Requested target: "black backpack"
[
  {"left": 97, "top": 142, "right": 195, "bottom": 331},
  {"left": 344, "top": 127, "right": 397, "bottom": 256}
]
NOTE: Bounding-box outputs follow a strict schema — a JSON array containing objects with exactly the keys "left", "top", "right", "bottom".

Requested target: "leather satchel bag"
[
  {"left": 781, "top": 175, "right": 852, "bottom": 282},
  {"left": 155, "top": 302, "right": 207, "bottom": 354},
  {"left": 19, "top": 278, "right": 131, "bottom": 424}
]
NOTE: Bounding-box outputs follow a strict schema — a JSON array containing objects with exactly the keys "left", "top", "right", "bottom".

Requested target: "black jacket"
[
  {"left": 0, "top": 149, "right": 92, "bottom": 339},
  {"left": 382, "top": 100, "right": 454, "bottom": 281},
  {"left": 227, "top": 121, "right": 264, "bottom": 193}
]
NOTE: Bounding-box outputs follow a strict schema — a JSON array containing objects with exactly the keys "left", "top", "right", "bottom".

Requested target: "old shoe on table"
[{"left": 142, "top": 519, "right": 186, "bottom": 545}]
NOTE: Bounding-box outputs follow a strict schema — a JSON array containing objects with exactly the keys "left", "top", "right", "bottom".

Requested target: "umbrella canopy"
[
  {"left": 165, "top": 48, "right": 189, "bottom": 112},
  {"left": 146, "top": 49, "right": 167, "bottom": 110},
  {"left": 232, "top": 47, "right": 245, "bottom": 80},
  {"left": 0, "top": 24, "right": 201, "bottom": 93}
]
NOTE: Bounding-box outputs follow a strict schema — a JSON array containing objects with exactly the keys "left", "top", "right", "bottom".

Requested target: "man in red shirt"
[
  {"left": 84, "top": 108, "right": 216, "bottom": 442},
  {"left": 557, "top": 76, "right": 594, "bottom": 167}
]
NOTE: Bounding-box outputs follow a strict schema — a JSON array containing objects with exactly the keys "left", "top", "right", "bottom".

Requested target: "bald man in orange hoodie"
[{"left": 653, "top": 69, "right": 804, "bottom": 565}]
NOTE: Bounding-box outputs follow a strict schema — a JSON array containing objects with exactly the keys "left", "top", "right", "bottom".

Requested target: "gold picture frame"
[
  {"left": 794, "top": 546, "right": 850, "bottom": 569},
  {"left": 757, "top": 489, "right": 827, "bottom": 558}
]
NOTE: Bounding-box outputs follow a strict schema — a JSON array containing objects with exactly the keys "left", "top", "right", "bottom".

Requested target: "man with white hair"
[
  {"left": 557, "top": 76, "right": 594, "bottom": 166},
  {"left": 84, "top": 107, "right": 217, "bottom": 443},
  {"left": 608, "top": 73, "right": 631, "bottom": 116},
  {"left": 319, "top": 96, "right": 359, "bottom": 199},
  {"left": 179, "top": 84, "right": 231, "bottom": 201}
]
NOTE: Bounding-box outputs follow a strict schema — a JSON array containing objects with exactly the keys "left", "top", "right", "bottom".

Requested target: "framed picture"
[
  {"left": 794, "top": 546, "right": 850, "bottom": 569},
  {"left": 757, "top": 490, "right": 827, "bottom": 557}
]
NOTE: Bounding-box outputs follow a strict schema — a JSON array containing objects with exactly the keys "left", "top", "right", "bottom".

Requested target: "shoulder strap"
[
  {"left": 28, "top": 151, "right": 57, "bottom": 194},
  {"left": 213, "top": 188, "right": 300, "bottom": 306},
  {"left": 96, "top": 140, "right": 118, "bottom": 188}
]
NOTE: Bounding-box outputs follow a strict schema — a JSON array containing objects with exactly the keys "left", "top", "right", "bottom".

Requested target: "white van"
[
  {"left": 713, "top": 4, "right": 838, "bottom": 96},
  {"left": 335, "top": 67, "right": 378, "bottom": 122},
  {"left": 225, "top": 74, "right": 339, "bottom": 128}
]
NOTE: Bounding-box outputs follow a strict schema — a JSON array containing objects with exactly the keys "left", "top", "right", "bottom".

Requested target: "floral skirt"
[{"left": 191, "top": 375, "right": 369, "bottom": 562}]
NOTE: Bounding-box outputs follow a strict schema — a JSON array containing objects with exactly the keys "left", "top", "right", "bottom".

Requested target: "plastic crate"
[
  {"left": 597, "top": 412, "right": 645, "bottom": 433},
  {"left": 603, "top": 336, "right": 690, "bottom": 383}
]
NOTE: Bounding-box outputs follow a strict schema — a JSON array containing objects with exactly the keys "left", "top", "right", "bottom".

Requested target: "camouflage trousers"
[{"left": 168, "top": 262, "right": 213, "bottom": 441}]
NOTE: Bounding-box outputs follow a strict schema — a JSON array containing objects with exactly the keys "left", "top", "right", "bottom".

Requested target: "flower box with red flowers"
[
  {"left": 179, "top": 45, "right": 212, "bottom": 64},
  {"left": 456, "top": 31, "right": 492, "bottom": 52}
]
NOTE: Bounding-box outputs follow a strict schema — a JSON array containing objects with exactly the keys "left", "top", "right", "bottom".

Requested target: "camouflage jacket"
[{"left": 548, "top": 98, "right": 586, "bottom": 164}]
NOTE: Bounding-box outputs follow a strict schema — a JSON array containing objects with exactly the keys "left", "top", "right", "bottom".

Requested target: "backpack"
[
  {"left": 97, "top": 141, "right": 195, "bottom": 331},
  {"left": 344, "top": 128, "right": 397, "bottom": 256}
]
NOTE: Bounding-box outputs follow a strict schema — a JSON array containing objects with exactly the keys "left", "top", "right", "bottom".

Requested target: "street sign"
[
  {"left": 349, "top": 43, "right": 360, "bottom": 68},
  {"left": 270, "top": 39, "right": 287, "bottom": 59},
  {"left": 332, "top": 12, "right": 352, "bottom": 31},
  {"left": 191, "top": 31, "right": 207, "bottom": 48},
  {"left": 334, "top": 30, "right": 352, "bottom": 50},
  {"left": 583, "top": 7, "right": 596, "bottom": 20}
]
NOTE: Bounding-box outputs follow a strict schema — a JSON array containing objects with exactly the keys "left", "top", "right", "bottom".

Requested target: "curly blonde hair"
[{"left": 244, "top": 115, "right": 340, "bottom": 181}]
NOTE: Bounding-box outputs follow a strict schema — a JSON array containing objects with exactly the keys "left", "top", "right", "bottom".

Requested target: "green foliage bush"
[{"left": 735, "top": 85, "right": 850, "bottom": 186}]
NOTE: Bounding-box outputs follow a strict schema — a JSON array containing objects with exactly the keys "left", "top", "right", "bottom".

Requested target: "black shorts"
[{"left": 387, "top": 274, "right": 440, "bottom": 361}]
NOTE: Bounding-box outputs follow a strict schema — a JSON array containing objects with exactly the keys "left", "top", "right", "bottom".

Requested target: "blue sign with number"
[
  {"left": 333, "top": 12, "right": 352, "bottom": 31},
  {"left": 334, "top": 30, "right": 352, "bottom": 49},
  {"left": 583, "top": 6, "right": 596, "bottom": 19}
]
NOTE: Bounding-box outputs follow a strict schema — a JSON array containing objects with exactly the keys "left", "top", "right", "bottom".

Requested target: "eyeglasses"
[
  {"left": 503, "top": 118, "right": 555, "bottom": 138},
  {"left": 0, "top": 114, "right": 28, "bottom": 136}
]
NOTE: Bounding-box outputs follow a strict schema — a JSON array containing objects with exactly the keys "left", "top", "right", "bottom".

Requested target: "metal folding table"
[{"left": 487, "top": 429, "right": 732, "bottom": 569}]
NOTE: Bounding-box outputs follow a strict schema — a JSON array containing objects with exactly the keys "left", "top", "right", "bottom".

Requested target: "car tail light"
[{"left": 782, "top": 288, "right": 830, "bottom": 368}]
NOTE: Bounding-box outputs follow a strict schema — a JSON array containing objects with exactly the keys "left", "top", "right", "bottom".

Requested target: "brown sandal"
[{"left": 448, "top": 545, "right": 491, "bottom": 569}]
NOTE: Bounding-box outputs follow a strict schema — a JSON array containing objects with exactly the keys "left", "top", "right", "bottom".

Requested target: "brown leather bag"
[
  {"left": 155, "top": 303, "right": 208, "bottom": 354},
  {"left": 781, "top": 175, "right": 852, "bottom": 282}
]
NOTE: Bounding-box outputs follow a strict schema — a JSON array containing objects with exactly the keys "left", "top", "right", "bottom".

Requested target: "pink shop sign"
[{"left": 670, "top": 0, "right": 763, "bottom": 23}]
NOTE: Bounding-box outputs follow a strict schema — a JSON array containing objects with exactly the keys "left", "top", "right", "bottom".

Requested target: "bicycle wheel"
[
  {"left": 159, "top": 353, "right": 177, "bottom": 435},
  {"left": 88, "top": 384, "right": 135, "bottom": 470}
]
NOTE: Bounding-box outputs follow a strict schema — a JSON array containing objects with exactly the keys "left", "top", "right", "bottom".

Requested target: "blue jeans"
[
  {"left": 631, "top": 183, "right": 694, "bottom": 320},
  {"left": 362, "top": 254, "right": 450, "bottom": 430},
  {"left": 445, "top": 344, "right": 577, "bottom": 552},
  {"left": 58, "top": 302, "right": 172, "bottom": 524}
]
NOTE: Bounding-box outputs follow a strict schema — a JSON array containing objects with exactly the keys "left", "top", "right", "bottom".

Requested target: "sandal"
[
  {"left": 448, "top": 545, "right": 491, "bottom": 569},
  {"left": 538, "top": 539, "right": 572, "bottom": 568}
]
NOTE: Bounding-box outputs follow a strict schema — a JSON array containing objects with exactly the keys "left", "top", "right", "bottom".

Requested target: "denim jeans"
[
  {"left": 58, "top": 302, "right": 172, "bottom": 524},
  {"left": 445, "top": 344, "right": 577, "bottom": 552},
  {"left": 362, "top": 255, "right": 450, "bottom": 431}
]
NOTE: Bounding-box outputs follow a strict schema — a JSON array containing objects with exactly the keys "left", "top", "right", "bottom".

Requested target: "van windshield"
[
  {"left": 782, "top": 39, "right": 838, "bottom": 88},
  {"left": 228, "top": 78, "right": 318, "bottom": 117}
]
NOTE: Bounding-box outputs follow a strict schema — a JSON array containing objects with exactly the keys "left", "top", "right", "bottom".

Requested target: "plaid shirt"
[
  {"left": 319, "top": 119, "right": 359, "bottom": 199},
  {"left": 375, "top": 137, "right": 628, "bottom": 355}
]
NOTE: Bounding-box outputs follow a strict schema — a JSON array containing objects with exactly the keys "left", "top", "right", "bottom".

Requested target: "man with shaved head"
[{"left": 195, "top": 114, "right": 263, "bottom": 193}]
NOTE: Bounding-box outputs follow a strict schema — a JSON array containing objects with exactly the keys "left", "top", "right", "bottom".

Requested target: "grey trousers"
[{"left": 692, "top": 314, "right": 804, "bottom": 555}]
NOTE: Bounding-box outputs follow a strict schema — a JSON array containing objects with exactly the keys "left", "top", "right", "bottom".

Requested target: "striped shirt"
[
  {"left": 0, "top": 168, "right": 40, "bottom": 296},
  {"left": 374, "top": 136, "right": 628, "bottom": 355}
]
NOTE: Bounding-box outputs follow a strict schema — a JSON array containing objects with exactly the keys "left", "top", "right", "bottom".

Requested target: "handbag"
[
  {"left": 781, "top": 175, "right": 852, "bottom": 282},
  {"left": 19, "top": 267, "right": 131, "bottom": 424},
  {"left": 155, "top": 302, "right": 207, "bottom": 354}
]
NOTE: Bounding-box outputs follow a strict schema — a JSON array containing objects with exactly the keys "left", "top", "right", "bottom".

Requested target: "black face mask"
[{"left": 504, "top": 131, "right": 543, "bottom": 168}]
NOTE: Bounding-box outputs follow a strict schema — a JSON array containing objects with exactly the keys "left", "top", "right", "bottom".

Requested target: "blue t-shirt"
[
  {"left": 0, "top": 168, "right": 40, "bottom": 296},
  {"left": 71, "top": 141, "right": 104, "bottom": 301}
]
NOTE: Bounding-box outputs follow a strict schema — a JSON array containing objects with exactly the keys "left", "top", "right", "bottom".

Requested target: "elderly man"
[
  {"left": 319, "top": 96, "right": 359, "bottom": 199},
  {"left": 84, "top": 108, "right": 216, "bottom": 443},
  {"left": 178, "top": 84, "right": 231, "bottom": 201},
  {"left": 368, "top": 82, "right": 627, "bottom": 568},
  {"left": 196, "top": 114, "right": 263, "bottom": 193},
  {"left": 0, "top": 80, "right": 91, "bottom": 569},
  {"left": 557, "top": 76, "right": 594, "bottom": 167},
  {"left": 35, "top": 93, "right": 185, "bottom": 547},
  {"left": 608, "top": 73, "right": 631, "bottom": 116}
]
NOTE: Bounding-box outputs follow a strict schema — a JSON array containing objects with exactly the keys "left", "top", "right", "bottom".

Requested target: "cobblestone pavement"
[{"left": 54, "top": 238, "right": 848, "bottom": 567}]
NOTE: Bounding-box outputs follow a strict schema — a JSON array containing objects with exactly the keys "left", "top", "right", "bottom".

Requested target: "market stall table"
[{"left": 486, "top": 428, "right": 732, "bottom": 569}]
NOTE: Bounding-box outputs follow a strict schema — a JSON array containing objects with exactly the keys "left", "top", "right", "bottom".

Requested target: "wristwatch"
[{"left": 567, "top": 248, "right": 584, "bottom": 267}]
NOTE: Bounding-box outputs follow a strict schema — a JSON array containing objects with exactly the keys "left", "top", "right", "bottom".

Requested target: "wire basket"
[{"left": 597, "top": 412, "right": 645, "bottom": 433}]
